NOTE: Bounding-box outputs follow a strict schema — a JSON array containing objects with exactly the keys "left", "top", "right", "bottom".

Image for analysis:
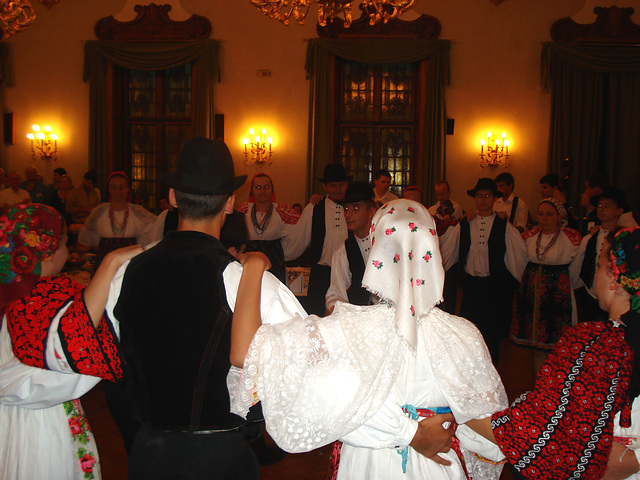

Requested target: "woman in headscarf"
[
  {"left": 511, "top": 197, "right": 582, "bottom": 372},
  {"left": 230, "top": 199, "right": 508, "bottom": 479},
  {"left": 0, "top": 203, "right": 140, "bottom": 479},
  {"left": 466, "top": 227, "right": 640, "bottom": 480}
]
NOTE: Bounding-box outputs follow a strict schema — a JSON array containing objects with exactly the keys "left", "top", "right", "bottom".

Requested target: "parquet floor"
[{"left": 82, "top": 338, "right": 535, "bottom": 480}]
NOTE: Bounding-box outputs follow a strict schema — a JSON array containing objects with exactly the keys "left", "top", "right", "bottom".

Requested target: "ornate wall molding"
[
  {"left": 317, "top": 12, "right": 441, "bottom": 39},
  {"left": 39, "top": 0, "right": 60, "bottom": 8},
  {"left": 95, "top": 3, "right": 211, "bottom": 41},
  {"left": 551, "top": 6, "right": 640, "bottom": 44}
]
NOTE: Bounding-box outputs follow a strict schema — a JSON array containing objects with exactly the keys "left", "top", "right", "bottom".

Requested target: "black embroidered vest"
[
  {"left": 459, "top": 215, "right": 508, "bottom": 280},
  {"left": 115, "top": 230, "right": 243, "bottom": 430},
  {"left": 309, "top": 199, "right": 326, "bottom": 266},
  {"left": 580, "top": 233, "right": 599, "bottom": 289},
  {"left": 344, "top": 233, "right": 369, "bottom": 306}
]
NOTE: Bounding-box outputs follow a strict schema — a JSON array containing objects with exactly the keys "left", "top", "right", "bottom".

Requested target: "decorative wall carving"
[
  {"left": 95, "top": 3, "right": 211, "bottom": 41},
  {"left": 0, "top": 0, "right": 36, "bottom": 38},
  {"left": 551, "top": 6, "right": 640, "bottom": 44},
  {"left": 317, "top": 12, "right": 441, "bottom": 39}
]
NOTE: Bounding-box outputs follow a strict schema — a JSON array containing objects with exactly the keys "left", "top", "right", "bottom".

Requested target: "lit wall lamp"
[
  {"left": 26, "top": 124, "right": 58, "bottom": 161},
  {"left": 243, "top": 128, "right": 273, "bottom": 166},
  {"left": 479, "top": 131, "right": 510, "bottom": 168}
]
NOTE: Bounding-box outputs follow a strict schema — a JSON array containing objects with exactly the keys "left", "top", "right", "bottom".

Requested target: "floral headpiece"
[
  {"left": 539, "top": 197, "right": 568, "bottom": 227},
  {"left": 0, "top": 204, "right": 63, "bottom": 285},
  {"left": 610, "top": 228, "right": 640, "bottom": 314}
]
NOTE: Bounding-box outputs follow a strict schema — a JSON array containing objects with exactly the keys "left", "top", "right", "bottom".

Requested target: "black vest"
[
  {"left": 509, "top": 197, "right": 519, "bottom": 225},
  {"left": 579, "top": 233, "right": 599, "bottom": 289},
  {"left": 459, "top": 215, "right": 509, "bottom": 280},
  {"left": 309, "top": 199, "right": 327, "bottom": 265},
  {"left": 344, "top": 233, "right": 369, "bottom": 306},
  {"left": 115, "top": 230, "right": 243, "bottom": 430}
]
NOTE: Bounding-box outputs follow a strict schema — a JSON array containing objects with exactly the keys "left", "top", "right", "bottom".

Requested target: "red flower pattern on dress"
[
  {"left": 423, "top": 251, "right": 432, "bottom": 262},
  {"left": 387, "top": 207, "right": 395, "bottom": 214},
  {"left": 385, "top": 227, "right": 396, "bottom": 235},
  {"left": 415, "top": 279, "right": 424, "bottom": 286},
  {"left": 429, "top": 228, "right": 436, "bottom": 236},
  {"left": 410, "top": 305, "right": 415, "bottom": 316},
  {"left": 407, "top": 207, "right": 415, "bottom": 213},
  {"left": 10, "top": 246, "right": 37, "bottom": 275},
  {"left": 408, "top": 250, "right": 413, "bottom": 260},
  {"left": 393, "top": 253, "right": 400, "bottom": 263},
  {"left": 409, "top": 222, "right": 418, "bottom": 232},
  {"left": 372, "top": 260, "right": 383, "bottom": 269}
]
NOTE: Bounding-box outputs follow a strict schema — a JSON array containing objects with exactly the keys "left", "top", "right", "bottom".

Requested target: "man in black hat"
[
  {"left": 325, "top": 182, "right": 378, "bottom": 314},
  {"left": 573, "top": 186, "right": 634, "bottom": 322},
  {"left": 439, "top": 178, "right": 527, "bottom": 362},
  {"left": 108, "top": 137, "right": 307, "bottom": 479},
  {"left": 283, "top": 163, "right": 352, "bottom": 316}
]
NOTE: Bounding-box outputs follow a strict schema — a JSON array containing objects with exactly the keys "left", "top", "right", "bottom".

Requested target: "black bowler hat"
[
  {"left": 467, "top": 178, "right": 502, "bottom": 198},
  {"left": 318, "top": 163, "right": 353, "bottom": 183},
  {"left": 590, "top": 186, "right": 629, "bottom": 211},
  {"left": 339, "top": 181, "right": 374, "bottom": 205},
  {"left": 162, "top": 137, "right": 247, "bottom": 195}
]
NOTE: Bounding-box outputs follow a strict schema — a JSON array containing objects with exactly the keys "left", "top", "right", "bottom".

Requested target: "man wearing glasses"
[{"left": 439, "top": 178, "right": 527, "bottom": 363}]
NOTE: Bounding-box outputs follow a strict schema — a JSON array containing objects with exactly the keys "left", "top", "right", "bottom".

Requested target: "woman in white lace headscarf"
[{"left": 231, "top": 199, "right": 508, "bottom": 480}]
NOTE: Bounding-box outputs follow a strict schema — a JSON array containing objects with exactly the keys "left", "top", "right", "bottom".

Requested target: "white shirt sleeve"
[
  {"left": 504, "top": 222, "right": 527, "bottom": 282},
  {"left": 339, "top": 397, "right": 418, "bottom": 449},
  {"left": 514, "top": 197, "right": 529, "bottom": 230},
  {"left": 325, "top": 245, "right": 351, "bottom": 313},
  {"left": 223, "top": 261, "right": 308, "bottom": 324},
  {"left": 439, "top": 223, "right": 460, "bottom": 272},
  {"left": 0, "top": 317, "right": 100, "bottom": 409},
  {"left": 281, "top": 202, "right": 314, "bottom": 261}
]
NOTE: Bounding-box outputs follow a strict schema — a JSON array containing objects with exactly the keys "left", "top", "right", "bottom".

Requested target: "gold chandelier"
[
  {"left": 250, "top": 0, "right": 416, "bottom": 27},
  {"left": 0, "top": 0, "right": 36, "bottom": 38}
]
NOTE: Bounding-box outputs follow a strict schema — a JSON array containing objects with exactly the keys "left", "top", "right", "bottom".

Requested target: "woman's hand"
[
  {"left": 237, "top": 251, "right": 271, "bottom": 272},
  {"left": 103, "top": 244, "right": 144, "bottom": 268}
]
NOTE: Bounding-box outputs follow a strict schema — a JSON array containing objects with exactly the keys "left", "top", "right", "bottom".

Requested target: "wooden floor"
[{"left": 82, "top": 338, "right": 535, "bottom": 480}]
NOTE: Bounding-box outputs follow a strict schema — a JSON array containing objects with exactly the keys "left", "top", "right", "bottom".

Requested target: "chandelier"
[
  {"left": 479, "top": 131, "right": 510, "bottom": 168},
  {"left": 250, "top": 0, "right": 416, "bottom": 27}
]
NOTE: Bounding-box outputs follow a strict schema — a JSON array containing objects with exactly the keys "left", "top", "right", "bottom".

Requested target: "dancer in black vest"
[
  {"left": 283, "top": 164, "right": 351, "bottom": 316},
  {"left": 439, "top": 178, "right": 527, "bottom": 363},
  {"left": 112, "top": 137, "right": 306, "bottom": 479},
  {"left": 326, "top": 182, "right": 378, "bottom": 313},
  {"left": 573, "top": 186, "right": 627, "bottom": 322}
]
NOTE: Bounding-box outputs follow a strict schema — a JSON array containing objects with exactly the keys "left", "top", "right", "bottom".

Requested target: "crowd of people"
[{"left": 1, "top": 141, "right": 639, "bottom": 480}]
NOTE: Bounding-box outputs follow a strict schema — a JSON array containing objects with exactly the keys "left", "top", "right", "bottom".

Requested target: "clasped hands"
[{"left": 409, "top": 413, "right": 455, "bottom": 466}]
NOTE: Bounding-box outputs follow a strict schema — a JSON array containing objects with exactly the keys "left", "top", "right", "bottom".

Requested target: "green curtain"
[
  {"left": 305, "top": 38, "right": 450, "bottom": 203},
  {"left": 83, "top": 39, "right": 219, "bottom": 185},
  {"left": 542, "top": 43, "right": 640, "bottom": 218}
]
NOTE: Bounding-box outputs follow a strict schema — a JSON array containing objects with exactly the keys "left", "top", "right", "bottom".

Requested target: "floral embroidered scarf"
[{"left": 363, "top": 199, "right": 444, "bottom": 351}]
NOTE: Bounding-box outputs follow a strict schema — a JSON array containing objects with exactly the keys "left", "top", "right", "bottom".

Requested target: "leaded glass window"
[
  {"left": 113, "top": 64, "right": 193, "bottom": 211},
  {"left": 337, "top": 60, "right": 417, "bottom": 195}
]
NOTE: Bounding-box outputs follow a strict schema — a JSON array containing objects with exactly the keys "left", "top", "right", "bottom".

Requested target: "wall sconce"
[
  {"left": 479, "top": 131, "right": 510, "bottom": 168},
  {"left": 26, "top": 124, "right": 58, "bottom": 161},
  {"left": 243, "top": 128, "right": 273, "bottom": 166}
]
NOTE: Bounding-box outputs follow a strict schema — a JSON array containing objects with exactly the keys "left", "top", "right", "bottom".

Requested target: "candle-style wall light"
[
  {"left": 479, "top": 131, "right": 509, "bottom": 168},
  {"left": 242, "top": 128, "right": 273, "bottom": 166},
  {"left": 26, "top": 124, "right": 58, "bottom": 161}
]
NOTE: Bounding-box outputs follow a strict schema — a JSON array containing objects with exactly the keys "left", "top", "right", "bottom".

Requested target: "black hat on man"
[
  {"left": 162, "top": 136, "right": 247, "bottom": 195},
  {"left": 340, "top": 181, "right": 374, "bottom": 205},
  {"left": 590, "top": 186, "right": 629, "bottom": 212},
  {"left": 467, "top": 177, "right": 502, "bottom": 198},
  {"left": 318, "top": 163, "right": 353, "bottom": 183}
]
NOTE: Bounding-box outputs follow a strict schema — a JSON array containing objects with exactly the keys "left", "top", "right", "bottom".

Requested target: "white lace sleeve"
[
  {"left": 233, "top": 303, "right": 406, "bottom": 453},
  {"left": 422, "top": 308, "right": 508, "bottom": 422}
]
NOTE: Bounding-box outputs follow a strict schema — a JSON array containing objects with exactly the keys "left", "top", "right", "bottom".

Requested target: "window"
[
  {"left": 112, "top": 64, "right": 193, "bottom": 211},
  {"left": 336, "top": 60, "right": 422, "bottom": 195}
]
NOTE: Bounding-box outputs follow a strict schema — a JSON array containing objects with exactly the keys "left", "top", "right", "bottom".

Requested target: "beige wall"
[{"left": 2, "top": 0, "right": 638, "bottom": 214}]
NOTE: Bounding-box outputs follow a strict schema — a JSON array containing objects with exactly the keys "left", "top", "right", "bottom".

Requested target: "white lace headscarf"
[{"left": 363, "top": 199, "right": 444, "bottom": 350}]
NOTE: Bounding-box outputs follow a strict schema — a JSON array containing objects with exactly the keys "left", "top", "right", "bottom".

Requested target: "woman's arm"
[
  {"left": 83, "top": 245, "right": 143, "bottom": 327},
  {"left": 229, "top": 252, "right": 271, "bottom": 367}
]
